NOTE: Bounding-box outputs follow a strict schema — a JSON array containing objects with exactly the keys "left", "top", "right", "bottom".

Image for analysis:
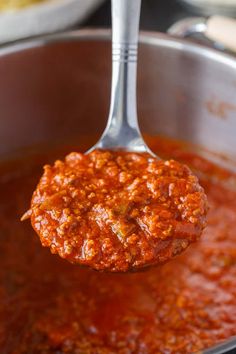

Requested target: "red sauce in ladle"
[{"left": 22, "top": 149, "right": 208, "bottom": 272}]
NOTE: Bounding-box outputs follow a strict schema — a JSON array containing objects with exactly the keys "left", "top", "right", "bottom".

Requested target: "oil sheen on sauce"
[{"left": 0, "top": 136, "right": 236, "bottom": 354}]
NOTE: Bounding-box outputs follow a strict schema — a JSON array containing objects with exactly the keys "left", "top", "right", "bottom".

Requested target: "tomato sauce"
[
  {"left": 0, "top": 136, "right": 236, "bottom": 353},
  {"left": 25, "top": 150, "right": 207, "bottom": 272}
]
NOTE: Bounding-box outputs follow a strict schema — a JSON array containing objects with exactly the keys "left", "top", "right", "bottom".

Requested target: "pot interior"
[{"left": 0, "top": 32, "right": 236, "bottom": 162}]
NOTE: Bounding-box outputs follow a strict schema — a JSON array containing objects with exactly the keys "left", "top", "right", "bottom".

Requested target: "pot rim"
[{"left": 0, "top": 28, "right": 236, "bottom": 71}]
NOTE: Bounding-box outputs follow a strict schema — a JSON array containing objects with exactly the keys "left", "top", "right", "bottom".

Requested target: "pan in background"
[
  {"left": 0, "top": 0, "right": 104, "bottom": 44},
  {"left": 178, "top": 0, "right": 236, "bottom": 16}
]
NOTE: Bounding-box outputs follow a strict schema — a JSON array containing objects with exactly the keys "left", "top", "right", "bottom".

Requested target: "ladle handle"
[
  {"left": 99, "top": 0, "right": 143, "bottom": 151},
  {"left": 112, "top": 0, "right": 141, "bottom": 49}
]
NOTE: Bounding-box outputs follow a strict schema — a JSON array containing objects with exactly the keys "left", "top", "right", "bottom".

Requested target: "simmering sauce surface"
[
  {"left": 0, "top": 136, "right": 236, "bottom": 353},
  {"left": 26, "top": 150, "right": 207, "bottom": 272}
]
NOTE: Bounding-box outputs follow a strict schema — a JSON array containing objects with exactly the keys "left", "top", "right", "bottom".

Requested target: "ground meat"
[
  {"left": 23, "top": 149, "right": 208, "bottom": 272},
  {"left": 1, "top": 136, "right": 236, "bottom": 353}
]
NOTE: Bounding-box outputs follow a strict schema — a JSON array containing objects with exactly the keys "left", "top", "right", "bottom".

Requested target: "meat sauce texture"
[
  {"left": 25, "top": 150, "right": 207, "bottom": 272},
  {"left": 1, "top": 136, "right": 236, "bottom": 354}
]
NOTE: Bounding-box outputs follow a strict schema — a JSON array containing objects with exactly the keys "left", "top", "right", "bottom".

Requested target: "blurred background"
[{"left": 1, "top": 0, "right": 236, "bottom": 44}]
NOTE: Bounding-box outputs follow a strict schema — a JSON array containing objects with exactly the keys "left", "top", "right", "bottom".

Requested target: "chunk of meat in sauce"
[{"left": 23, "top": 149, "right": 208, "bottom": 272}]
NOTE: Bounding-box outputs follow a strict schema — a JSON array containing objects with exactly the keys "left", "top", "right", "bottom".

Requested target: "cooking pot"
[
  {"left": 0, "top": 29, "right": 236, "bottom": 353},
  {"left": 1, "top": 30, "right": 236, "bottom": 161}
]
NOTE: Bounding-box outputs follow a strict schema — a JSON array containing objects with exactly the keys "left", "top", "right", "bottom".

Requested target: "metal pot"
[
  {"left": 1, "top": 30, "right": 236, "bottom": 162},
  {"left": 0, "top": 30, "right": 236, "bottom": 353}
]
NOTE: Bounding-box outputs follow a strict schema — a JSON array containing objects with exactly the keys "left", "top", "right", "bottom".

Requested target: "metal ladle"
[
  {"left": 88, "top": 0, "right": 153, "bottom": 155},
  {"left": 23, "top": 0, "right": 207, "bottom": 273}
]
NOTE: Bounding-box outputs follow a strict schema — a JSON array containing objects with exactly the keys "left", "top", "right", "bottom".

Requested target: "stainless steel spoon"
[{"left": 88, "top": 0, "right": 154, "bottom": 155}]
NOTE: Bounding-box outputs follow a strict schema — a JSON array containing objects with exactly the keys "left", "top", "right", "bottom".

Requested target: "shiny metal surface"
[
  {"left": 168, "top": 16, "right": 236, "bottom": 54},
  {"left": 1, "top": 30, "right": 236, "bottom": 163},
  {"left": 168, "top": 17, "right": 207, "bottom": 37},
  {"left": 0, "top": 30, "right": 236, "bottom": 352},
  {"left": 91, "top": 0, "right": 150, "bottom": 153},
  {"left": 204, "top": 337, "right": 236, "bottom": 354}
]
